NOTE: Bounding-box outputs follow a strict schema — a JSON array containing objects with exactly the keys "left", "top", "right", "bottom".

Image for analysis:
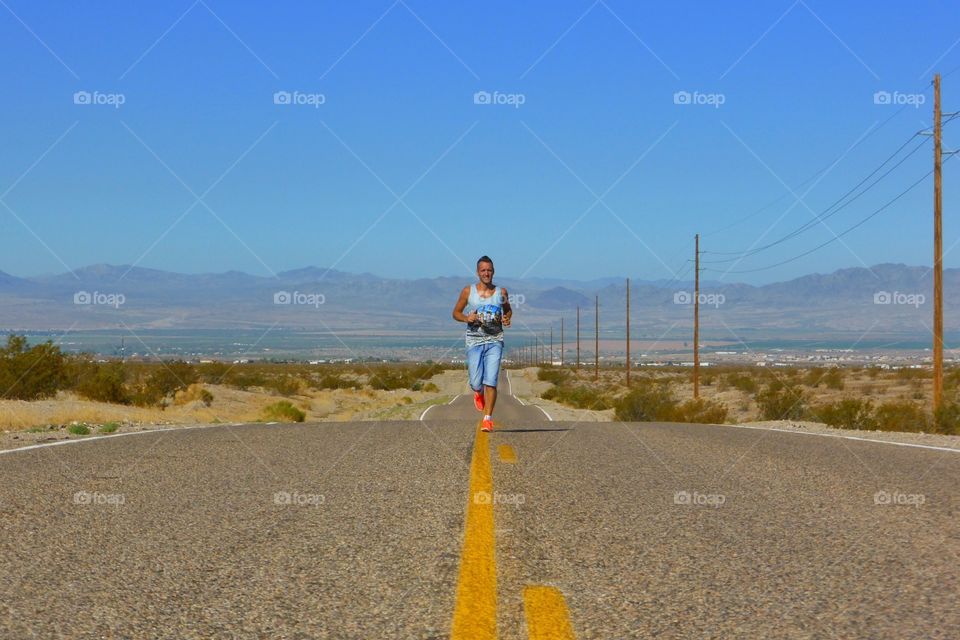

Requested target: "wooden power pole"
[
  {"left": 934, "top": 73, "right": 944, "bottom": 412},
  {"left": 694, "top": 234, "right": 701, "bottom": 400},
  {"left": 560, "top": 317, "right": 564, "bottom": 367},
  {"left": 550, "top": 326, "right": 554, "bottom": 366},
  {"left": 576, "top": 306, "right": 580, "bottom": 371},
  {"left": 595, "top": 295, "right": 599, "bottom": 381},
  {"left": 626, "top": 277, "right": 631, "bottom": 386}
]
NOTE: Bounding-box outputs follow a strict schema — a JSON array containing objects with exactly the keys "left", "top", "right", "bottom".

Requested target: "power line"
[
  {"left": 703, "top": 84, "right": 937, "bottom": 238},
  {"left": 702, "top": 133, "right": 930, "bottom": 262},
  {"left": 703, "top": 153, "right": 955, "bottom": 274}
]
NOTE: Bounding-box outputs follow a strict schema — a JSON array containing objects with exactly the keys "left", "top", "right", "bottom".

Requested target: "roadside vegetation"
[
  {"left": 0, "top": 333, "right": 452, "bottom": 429},
  {"left": 530, "top": 363, "right": 960, "bottom": 435}
]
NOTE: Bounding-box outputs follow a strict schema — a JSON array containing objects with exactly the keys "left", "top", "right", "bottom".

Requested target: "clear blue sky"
[{"left": 1, "top": 0, "right": 958, "bottom": 284}]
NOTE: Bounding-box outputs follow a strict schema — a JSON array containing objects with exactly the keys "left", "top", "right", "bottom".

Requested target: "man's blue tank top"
[{"left": 466, "top": 284, "right": 504, "bottom": 346}]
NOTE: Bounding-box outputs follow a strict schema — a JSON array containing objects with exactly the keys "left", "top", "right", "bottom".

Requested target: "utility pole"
[
  {"left": 561, "top": 317, "right": 564, "bottom": 367},
  {"left": 550, "top": 326, "right": 553, "bottom": 366},
  {"left": 934, "top": 73, "right": 944, "bottom": 412},
  {"left": 595, "top": 295, "right": 599, "bottom": 381},
  {"left": 626, "top": 277, "right": 631, "bottom": 386},
  {"left": 694, "top": 234, "right": 701, "bottom": 399},
  {"left": 576, "top": 306, "right": 581, "bottom": 371}
]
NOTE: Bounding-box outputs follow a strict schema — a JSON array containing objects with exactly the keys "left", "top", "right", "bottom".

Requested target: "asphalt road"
[{"left": 1, "top": 369, "right": 958, "bottom": 638}]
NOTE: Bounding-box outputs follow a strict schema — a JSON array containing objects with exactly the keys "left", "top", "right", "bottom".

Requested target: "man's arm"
[
  {"left": 452, "top": 286, "right": 477, "bottom": 323},
  {"left": 501, "top": 287, "right": 512, "bottom": 327}
]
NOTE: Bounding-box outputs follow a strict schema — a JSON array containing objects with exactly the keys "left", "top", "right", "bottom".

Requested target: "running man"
[{"left": 452, "top": 255, "right": 512, "bottom": 432}]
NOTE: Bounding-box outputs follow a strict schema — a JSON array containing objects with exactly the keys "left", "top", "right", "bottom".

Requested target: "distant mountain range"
[{"left": 0, "top": 263, "right": 955, "bottom": 341}]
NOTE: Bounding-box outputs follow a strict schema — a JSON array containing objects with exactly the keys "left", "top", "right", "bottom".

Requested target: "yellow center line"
[
  {"left": 524, "top": 586, "right": 577, "bottom": 639},
  {"left": 451, "top": 420, "right": 497, "bottom": 639},
  {"left": 498, "top": 444, "right": 517, "bottom": 463}
]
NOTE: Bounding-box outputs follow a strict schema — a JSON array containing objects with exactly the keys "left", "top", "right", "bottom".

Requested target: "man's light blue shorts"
[{"left": 466, "top": 341, "right": 503, "bottom": 391}]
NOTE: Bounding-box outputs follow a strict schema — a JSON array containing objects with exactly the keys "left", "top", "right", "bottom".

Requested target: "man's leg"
[
  {"left": 484, "top": 384, "right": 497, "bottom": 415},
  {"left": 466, "top": 345, "right": 484, "bottom": 396},
  {"left": 481, "top": 342, "right": 503, "bottom": 417}
]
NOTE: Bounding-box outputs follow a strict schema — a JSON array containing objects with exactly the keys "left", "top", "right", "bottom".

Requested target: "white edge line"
[
  {"left": 536, "top": 405, "right": 554, "bottom": 421},
  {"left": 0, "top": 422, "right": 255, "bottom": 456},
  {"left": 420, "top": 394, "right": 462, "bottom": 421},
  {"left": 506, "top": 369, "right": 551, "bottom": 419},
  {"left": 703, "top": 422, "right": 960, "bottom": 453}
]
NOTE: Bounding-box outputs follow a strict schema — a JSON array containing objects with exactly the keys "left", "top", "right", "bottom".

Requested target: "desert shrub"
[
  {"left": 725, "top": 373, "right": 758, "bottom": 394},
  {"left": 0, "top": 335, "right": 68, "bottom": 400},
  {"left": 67, "top": 423, "right": 90, "bottom": 435},
  {"left": 934, "top": 402, "right": 960, "bottom": 435},
  {"left": 543, "top": 385, "right": 612, "bottom": 410},
  {"left": 262, "top": 400, "right": 305, "bottom": 422},
  {"left": 75, "top": 362, "right": 129, "bottom": 404},
  {"left": 755, "top": 380, "right": 808, "bottom": 421},
  {"left": 174, "top": 384, "right": 214, "bottom": 407},
  {"left": 196, "top": 361, "right": 230, "bottom": 383},
  {"left": 221, "top": 370, "right": 267, "bottom": 390},
  {"left": 368, "top": 365, "right": 437, "bottom": 391},
  {"left": 673, "top": 398, "right": 729, "bottom": 424},
  {"left": 813, "top": 398, "right": 877, "bottom": 430},
  {"left": 804, "top": 368, "right": 824, "bottom": 387},
  {"left": 262, "top": 375, "right": 303, "bottom": 396},
  {"left": 895, "top": 367, "right": 930, "bottom": 381},
  {"left": 98, "top": 422, "right": 120, "bottom": 433},
  {"left": 614, "top": 385, "right": 677, "bottom": 421},
  {"left": 537, "top": 367, "right": 569, "bottom": 386},
  {"left": 369, "top": 368, "right": 407, "bottom": 390},
  {"left": 130, "top": 361, "right": 197, "bottom": 406},
  {"left": 422, "top": 382, "right": 439, "bottom": 393},
  {"left": 874, "top": 401, "right": 929, "bottom": 432},
  {"left": 315, "top": 374, "right": 361, "bottom": 390}
]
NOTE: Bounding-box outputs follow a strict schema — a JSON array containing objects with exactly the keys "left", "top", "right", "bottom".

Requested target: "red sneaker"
[
  {"left": 473, "top": 390, "right": 485, "bottom": 412},
  {"left": 481, "top": 418, "right": 494, "bottom": 432}
]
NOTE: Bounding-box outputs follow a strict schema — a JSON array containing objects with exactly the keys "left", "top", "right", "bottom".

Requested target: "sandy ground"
[
  {"left": 737, "top": 420, "right": 960, "bottom": 450},
  {"left": 3, "top": 368, "right": 958, "bottom": 453},
  {"left": 0, "top": 371, "right": 474, "bottom": 451},
  {"left": 506, "top": 368, "right": 614, "bottom": 422}
]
